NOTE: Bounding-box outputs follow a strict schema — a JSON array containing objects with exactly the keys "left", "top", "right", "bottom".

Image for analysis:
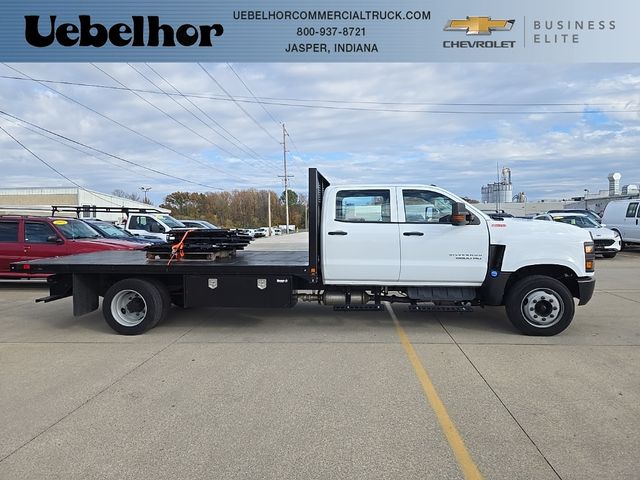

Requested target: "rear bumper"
[{"left": 577, "top": 276, "right": 596, "bottom": 306}]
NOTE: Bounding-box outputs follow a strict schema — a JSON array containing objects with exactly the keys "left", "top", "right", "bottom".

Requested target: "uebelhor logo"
[{"left": 24, "top": 15, "right": 224, "bottom": 48}]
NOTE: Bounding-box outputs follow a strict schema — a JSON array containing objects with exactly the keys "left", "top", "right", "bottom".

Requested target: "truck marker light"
[
  {"left": 23, "top": 263, "right": 30, "bottom": 270},
  {"left": 584, "top": 242, "right": 595, "bottom": 272}
]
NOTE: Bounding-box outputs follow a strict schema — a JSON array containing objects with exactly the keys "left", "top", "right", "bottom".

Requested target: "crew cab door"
[
  {"left": 398, "top": 188, "right": 489, "bottom": 284},
  {"left": 322, "top": 188, "right": 400, "bottom": 283},
  {"left": 23, "top": 220, "right": 67, "bottom": 261},
  {"left": 0, "top": 220, "right": 23, "bottom": 273}
]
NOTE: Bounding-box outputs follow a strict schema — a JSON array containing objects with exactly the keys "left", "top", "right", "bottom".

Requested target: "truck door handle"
[
  {"left": 328, "top": 230, "right": 348, "bottom": 236},
  {"left": 403, "top": 231, "right": 424, "bottom": 236}
]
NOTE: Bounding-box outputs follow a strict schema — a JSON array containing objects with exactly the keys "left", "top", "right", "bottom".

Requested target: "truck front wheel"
[
  {"left": 103, "top": 278, "right": 165, "bottom": 335},
  {"left": 504, "top": 275, "right": 575, "bottom": 336}
]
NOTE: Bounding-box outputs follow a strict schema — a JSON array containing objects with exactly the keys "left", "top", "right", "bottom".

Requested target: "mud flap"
[{"left": 73, "top": 274, "right": 99, "bottom": 316}]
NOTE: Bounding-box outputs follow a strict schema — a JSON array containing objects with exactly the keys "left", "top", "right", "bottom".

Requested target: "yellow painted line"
[{"left": 386, "top": 303, "right": 483, "bottom": 480}]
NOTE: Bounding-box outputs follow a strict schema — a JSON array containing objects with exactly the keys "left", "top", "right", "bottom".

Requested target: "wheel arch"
[{"left": 505, "top": 264, "right": 580, "bottom": 300}]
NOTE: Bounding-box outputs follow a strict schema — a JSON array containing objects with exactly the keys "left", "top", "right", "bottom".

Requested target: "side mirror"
[
  {"left": 451, "top": 203, "right": 470, "bottom": 226},
  {"left": 47, "top": 235, "right": 63, "bottom": 244}
]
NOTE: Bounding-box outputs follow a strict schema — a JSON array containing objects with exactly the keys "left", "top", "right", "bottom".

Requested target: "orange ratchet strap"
[{"left": 167, "top": 229, "right": 195, "bottom": 266}]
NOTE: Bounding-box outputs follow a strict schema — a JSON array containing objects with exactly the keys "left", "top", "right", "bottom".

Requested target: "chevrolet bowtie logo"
[{"left": 444, "top": 17, "right": 515, "bottom": 35}]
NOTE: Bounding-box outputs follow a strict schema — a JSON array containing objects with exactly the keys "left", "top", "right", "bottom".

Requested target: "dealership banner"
[{"left": 1, "top": 0, "right": 638, "bottom": 61}]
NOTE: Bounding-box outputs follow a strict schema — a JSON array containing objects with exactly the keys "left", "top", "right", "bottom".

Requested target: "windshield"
[
  {"left": 157, "top": 215, "right": 185, "bottom": 228},
  {"left": 554, "top": 216, "right": 599, "bottom": 228},
  {"left": 55, "top": 219, "right": 102, "bottom": 239},
  {"left": 93, "top": 222, "right": 130, "bottom": 238}
]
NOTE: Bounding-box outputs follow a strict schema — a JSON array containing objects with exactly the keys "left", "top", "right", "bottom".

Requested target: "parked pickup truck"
[
  {"left": 124, "top": 212, "right": 188, "bottom": 241},
  {"left": 12, "top": 169, "right": 595, "bottom": 336}
]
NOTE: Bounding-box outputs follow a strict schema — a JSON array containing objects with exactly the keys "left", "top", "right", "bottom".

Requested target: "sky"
[{"left": 1, "top": 62, "right": 640, "bottom": 204}]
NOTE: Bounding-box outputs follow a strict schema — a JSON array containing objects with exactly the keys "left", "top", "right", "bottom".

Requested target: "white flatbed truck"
[{"left": 13, "top": 169, "right": 596, "bottom": 336}]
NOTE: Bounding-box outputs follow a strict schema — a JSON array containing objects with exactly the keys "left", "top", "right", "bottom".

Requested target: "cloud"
[{"left": 1, "top": 62, "right": 639, "bottom": 203}]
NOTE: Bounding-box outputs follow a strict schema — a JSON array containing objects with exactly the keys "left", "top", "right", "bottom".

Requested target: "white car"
[
  {"left": 534, "top": 213, "right": 621, "bottom": 258},
  {"left": 238, "top": 228, "right": 265, "bottom": 238}
]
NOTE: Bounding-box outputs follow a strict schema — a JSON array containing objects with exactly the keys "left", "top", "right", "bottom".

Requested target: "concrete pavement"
[{"left": 1, "top": 239, "right": 639, "bottom": 479}]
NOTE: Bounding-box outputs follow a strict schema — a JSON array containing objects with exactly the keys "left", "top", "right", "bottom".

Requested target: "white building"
[
  {"left": 481, "top": 167, "right": 513, "bottom": 204},
  {"left": 0, "top": 186, "right": 169, "bottom": 222}
]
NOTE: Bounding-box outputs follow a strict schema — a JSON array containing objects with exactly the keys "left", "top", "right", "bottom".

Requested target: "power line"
[
  {"left": 92, "top": 63, "right": 243, "bottom": 163},
  {"left": 0, "top": 110, "right": 225, "bottom": 191},
  {"left": 1, "top": 124, "right": 85, "bottom": 188},
  {"left": 140, "top": 63, "right": 281, "bottom": 171},
  {"left": 225, "top": 63, "right": 307, "bottom": 174},
  {"left": 1, "top": 113, "right": 162, "bottom": 183},
  {"left": 3, "top": 64, "right": 248, "bottom": 183},
  {"left": 197, "top": 63, "right": 283, "bottom": 144},
  {"left": 2, "top": 73, "right": 637, "bottom": 111},
  {"left": 226, "top": 63, "right": 281, "bottom": 127},
  {"left": 0, "top": 124, "right": 128, "bottom": 207},
  {"left": 126, "top": 63, "right": 273, "bottom": 169}
]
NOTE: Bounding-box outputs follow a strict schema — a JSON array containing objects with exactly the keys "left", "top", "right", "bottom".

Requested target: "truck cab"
[{"left": 322, "top": 186, "right": 489, "bottom": 285}]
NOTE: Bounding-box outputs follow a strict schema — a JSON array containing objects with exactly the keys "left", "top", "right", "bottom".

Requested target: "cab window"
[
  {"left": 335, "top": 190, "right": 391, "bottom": 223},
  {"left": 625, "top": 203, "right": 638, "bottom": 218},
  {"left": 403, "top": 190, "right": 454, "bottom": 223},
  {"left": 129, "top": 215, "right": 143, "bottom": 230},
  {"left": 130, "top": 216, "right": 162, "bottom": 232},
  {"left": 25, "top": 222, "right": 56, "bottom": 243},
  {"left": 0, "top": 221, "right": 18, "bottom": 242}
]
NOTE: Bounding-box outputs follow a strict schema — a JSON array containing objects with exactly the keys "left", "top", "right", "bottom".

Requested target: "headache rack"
[{"left": 50, "top": 205, "right": 167, "bottom": 218}]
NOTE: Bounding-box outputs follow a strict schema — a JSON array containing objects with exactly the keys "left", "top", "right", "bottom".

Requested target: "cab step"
[
  {"left": 408, "top": 304, "right": 473, "bottom": 313},
  {"left": 333, "top": 304, "right": 384, "bottom": 311}
]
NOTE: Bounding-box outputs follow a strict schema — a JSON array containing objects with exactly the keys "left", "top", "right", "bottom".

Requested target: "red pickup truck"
[{"left": 0, "top": 216, "right": 143, "bottom": 279}]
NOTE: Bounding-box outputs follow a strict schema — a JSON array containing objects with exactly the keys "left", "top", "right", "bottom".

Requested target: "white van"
[{"left": 601, "top": 199, "right": 640, "bottom": 245}]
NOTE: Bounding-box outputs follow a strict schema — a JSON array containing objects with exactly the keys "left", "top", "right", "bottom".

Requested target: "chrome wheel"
[
  {"left": 111, "top": 289, "right": 147, "bottom": 327},
  {"left": 520, "top": 288, "right": 564, "bottom": 328}
]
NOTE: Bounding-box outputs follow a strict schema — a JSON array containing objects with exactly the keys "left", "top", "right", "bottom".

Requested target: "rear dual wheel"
[{"left": 103, "top": 278, "right": 170, "bottom": 335}]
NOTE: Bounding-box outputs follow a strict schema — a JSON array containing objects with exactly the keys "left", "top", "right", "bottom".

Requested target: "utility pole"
[
  {"left": 267, "top": 191, "right": 272, "bottom": 236},
  {"left": 279, "top": 123, "right": 293, "bottom": 234},
  {"left": 584, "top": 189, "right": 589, "bottom": 209}
]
